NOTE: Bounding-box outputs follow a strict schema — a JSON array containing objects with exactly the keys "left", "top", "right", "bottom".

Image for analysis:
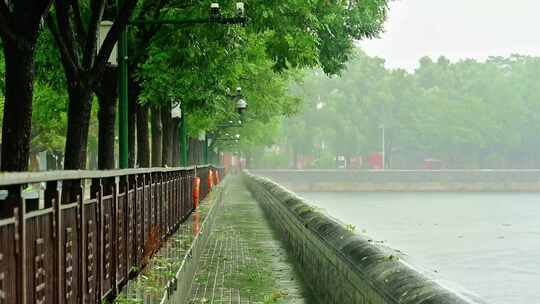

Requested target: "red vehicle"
[
  {"left": 423, "top": 158, "right": 442, "bottom": 170},
  {"left": 367, "top": 153, "right": 383, "bottom": 170}
]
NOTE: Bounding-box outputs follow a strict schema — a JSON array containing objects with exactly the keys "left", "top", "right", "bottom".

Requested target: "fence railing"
[{"left": 0, "top": 165, "right": 223, "bottom": 304}]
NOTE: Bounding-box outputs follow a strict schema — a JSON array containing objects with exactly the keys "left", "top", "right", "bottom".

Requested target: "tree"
[
  {"left": 137, "top": 0, "right": 389, "bottom": 165},
  {"left": 47, "top": 0, "right": 138, "bottom": 169},
  {"left": 0, "top": 0, "right": 52, "bottom": 171},
  {"left": 0, "top": 0, "right": 390, "bottom": 171},
  {"left": 95, "top": 66, "right": 117, "bottom": 169},
  {"left": 279, "top": 51, "right": 540, "bottom": 169}
]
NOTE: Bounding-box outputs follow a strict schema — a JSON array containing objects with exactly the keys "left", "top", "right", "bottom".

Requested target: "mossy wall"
[
  {"left": 243, "top": 172, "right": 486, "bottom": 304},
  {"left": 250, "top": 169, "right": 540, "bottom": 192}
]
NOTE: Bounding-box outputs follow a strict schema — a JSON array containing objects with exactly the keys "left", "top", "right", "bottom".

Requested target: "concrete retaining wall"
[
  {"left": 244, "top": 172, "right": 486, "bottom": 304},
  {"left": 250, "top": 169, "right": 540, "bottom": 192}
]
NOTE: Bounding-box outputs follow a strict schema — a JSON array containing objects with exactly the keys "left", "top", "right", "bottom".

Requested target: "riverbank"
[
  {"left": 244, "top": 172, "right": 486, "bottom": 304},
  {"left": 251, "top": 169, "right": 540, "bottom": 192}
]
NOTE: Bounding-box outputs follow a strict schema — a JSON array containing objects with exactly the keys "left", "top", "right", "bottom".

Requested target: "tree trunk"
[
  {"left": 136, "top": 103, "right": 150, "bottom": 167},
  {"left": 150, "top": 106, "right": 162, "bottom": 167},
  {"left": 292, "top": 147, "right": 298, "bottom": 169},
  {"left": 172, "top": 118, "right": 180, "bottom": 166},
  {"left": 64, "top": 84, "right": 93, "bottom": 170},
  {"left": 128, "top": 78, "right": 137, "bottom": 167},
  {"left": 188, "top": 138, "right": 204, "bottom": 165},
  {"left": 245, "top": 151, "right": 252, "bottom": 169},
  {"left": 188, "top": 138, "right": 195, "bottom": 165},
  {"left": 161, "top": 105, "right": 173, "bottom": 166},
  {"left": 96, "top": 66, "right": 117, "bottom": 170},
  {"left": 1, "top": 43, "right": 35, "bottom": 172}
]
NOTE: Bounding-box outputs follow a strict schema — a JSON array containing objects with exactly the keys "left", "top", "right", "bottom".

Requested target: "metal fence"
[{"left": 0, "top": 165, "right": 223, "bottom": 304}]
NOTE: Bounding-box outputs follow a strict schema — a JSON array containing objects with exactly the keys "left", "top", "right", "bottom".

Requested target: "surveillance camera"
[
  {"left": 210, "top": 3, "right": 220, "bottom": 19},
  {"left": 236, "top": 2, "right": 245, "bottom": 18}
]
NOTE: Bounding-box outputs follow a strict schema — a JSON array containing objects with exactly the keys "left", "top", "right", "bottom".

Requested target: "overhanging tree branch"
[
  {"left": 71, "top": 0, "right": 88, "bottom": 46},
  {"left": 83, "top": 0, "right": 106, "bottom": 69},
  {"left": 91, "top": 0, "right": 138, "bottom": 84},
  {"left": 46, "top": 14, "right": 80, "bottom": 80},
  {"left": 54, "top": 0, "right": 81, "bottom": 67}
]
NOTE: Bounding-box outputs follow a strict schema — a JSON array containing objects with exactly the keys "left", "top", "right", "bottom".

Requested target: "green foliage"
[
  {"left": 281, "top": 51, "right": 540, "bottom": 169},
  {"left": 308, "top": 152, "right": 336, "bottom": 169},
  {"left": 31, "top": 84, "right": 67, "bottom": 153},
  {"left": 251, "top": 151, "right": 289, "bottom": 169},
  {"left": 0, "top": 1, "right": 389, "bottom": 166},
  {"left": 137, "top": 0, "right": 389, "bottom": 150}
]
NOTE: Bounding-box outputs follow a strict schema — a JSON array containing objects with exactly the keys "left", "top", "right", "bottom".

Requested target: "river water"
[{"left": 299, "top": 192, "right": 540, "bottom": 304}]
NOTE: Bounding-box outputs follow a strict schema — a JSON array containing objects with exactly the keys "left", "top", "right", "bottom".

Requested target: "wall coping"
[{"left": 250, "top": 169, "right": 540, "bottom": 173}]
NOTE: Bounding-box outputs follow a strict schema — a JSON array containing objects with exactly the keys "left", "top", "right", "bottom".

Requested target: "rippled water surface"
[{"left": 299, "top": 192, "right": 540, "bottom": 304}]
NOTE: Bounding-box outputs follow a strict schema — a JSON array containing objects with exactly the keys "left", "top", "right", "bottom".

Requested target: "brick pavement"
[{"left": 189, "top": 176, "right": 312, "bottom": 304}]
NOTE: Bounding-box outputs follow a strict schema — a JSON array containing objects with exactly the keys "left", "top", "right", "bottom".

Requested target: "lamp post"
[
  {"left": 118, "top": 0, "right": 129, "bottom": 168},
  {"left": 379, "top": 124, "right": 385, "bottom": 170},
  {"left": 117, "top": 2, "right": 247, "bottom": 168},
  {"left": 204, "top": 87, "right": 248, "bottom": 164}
]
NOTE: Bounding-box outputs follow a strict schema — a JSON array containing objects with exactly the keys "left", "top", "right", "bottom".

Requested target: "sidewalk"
[{"left": 189, "top": 176, "right": 312, "bottom": 304}]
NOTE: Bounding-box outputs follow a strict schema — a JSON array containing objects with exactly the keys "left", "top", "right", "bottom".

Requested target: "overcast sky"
[{"left": 359, "top": 0, "right": 540, "bottom": 71}]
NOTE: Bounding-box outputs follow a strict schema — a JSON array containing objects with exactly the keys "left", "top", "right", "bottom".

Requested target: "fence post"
[
  {"left": 88, "top": 179, "right": 101, "bottom": 304},
  {"left": 92, "top": 178, "right": 103, "bottom": 303},
  {"left": 117, "top": 175, "right": 129, "bottom": 290},
  {"left": 77, "top": 181, "right": 86, "bottom": 304},
  {"left": 166, "top": 172, "right": 172, "bottom": 234},
  {"left": 12, "top": 186, "right": 26, "bottom": 304},
  {"left": 112, "top": 177, "right": 119, "bottom": 298},
  {"left": 127, "top": 174, "right": 136, "bottom": 276},
  {"left": 52, "top": 181, "right": 61, "bottom": 304},
  {"left": 138, "top": 174, "right": 145, "bottom": 268}
]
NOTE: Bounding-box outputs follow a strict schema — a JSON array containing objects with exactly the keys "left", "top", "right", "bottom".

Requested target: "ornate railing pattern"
[{"left": 0, "top": 165, "right": 223, "bottom": 304}]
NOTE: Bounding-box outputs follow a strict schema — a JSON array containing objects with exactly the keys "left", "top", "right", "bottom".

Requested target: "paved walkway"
[{"left": 189, "top": 176, "right": 312, "bottom": 304}]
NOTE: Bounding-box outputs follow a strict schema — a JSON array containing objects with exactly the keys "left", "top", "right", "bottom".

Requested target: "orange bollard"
[
  {"left": 193, "top": 177, "right": 201, "bottom": 209},
  {"left": 215, "top": 171, "right": 220, "bottom": 185},
  {"left": 207, "top": 170, "right": 214, "bottom": 191}
]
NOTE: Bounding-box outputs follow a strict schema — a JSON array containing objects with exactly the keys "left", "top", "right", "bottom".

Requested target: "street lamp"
[
  {"left": 204, "top": 88, "right": 247, "bottom": 165},
  {"left": 130, "top": 2, "right": 248, "bottom": 26},
  {"left": 235, "top": 87, "right": 248, "bottom": 116},
  {"left": 210, "top": 3, "right": 221, "bottom": 19},
  {"left": 118, "top": 2, "right": 248, "bottom": 168}
]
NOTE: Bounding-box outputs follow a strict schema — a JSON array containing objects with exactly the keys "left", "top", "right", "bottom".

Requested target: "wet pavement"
[{"left": 189, "top": 176, "right": 312, "bottom": 304}]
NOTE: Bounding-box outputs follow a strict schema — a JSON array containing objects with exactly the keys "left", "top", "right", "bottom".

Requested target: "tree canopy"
[
  {"left": 0, "top": 0, "right": 389, "bottom": 170},
  {"left": 277, "top": 50, "right": 540, "bottom": 169}
]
